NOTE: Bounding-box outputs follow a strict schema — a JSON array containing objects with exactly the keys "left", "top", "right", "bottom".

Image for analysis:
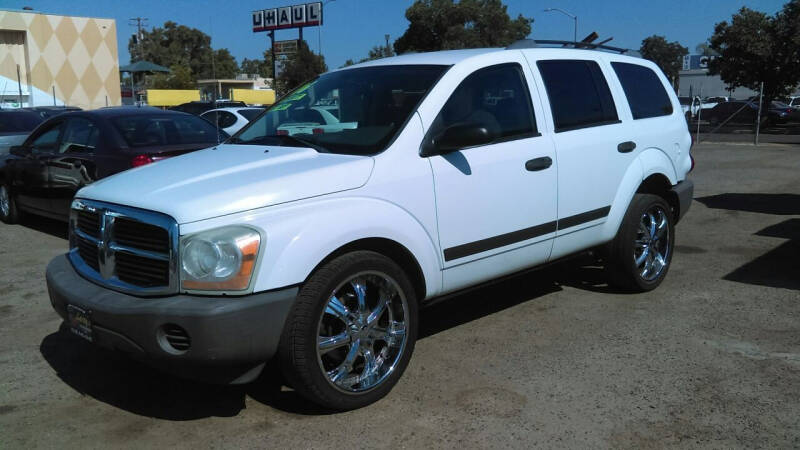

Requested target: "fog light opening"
[{"left": 157, "top": 323, "right": 191, "bottom": 355}]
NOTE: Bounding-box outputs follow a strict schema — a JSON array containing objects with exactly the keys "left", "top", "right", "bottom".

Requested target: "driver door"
[
  {"left": 9, "top": 121, "right": 65, "bottom": 214},
  {"left": 424, "top": 62, "right": 558, "bottom": 292},
  {"left": 48, "top": 117, "right": 100, "bottom": 218}
]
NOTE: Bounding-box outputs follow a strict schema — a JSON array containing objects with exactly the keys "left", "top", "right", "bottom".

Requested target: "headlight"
[{"left": 180, "top": 226, "right": 261, "bottom": 292}]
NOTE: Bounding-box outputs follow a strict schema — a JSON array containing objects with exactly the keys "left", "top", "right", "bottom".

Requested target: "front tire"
[
  {"left": 0, "top": 185, "right": 20, "bottom": 224},
  {"left": 604, "top": 194, "right": 675, "bottom": 292},
  {"left": 279, "top": 251, "right": 418, "bottom": 410}
]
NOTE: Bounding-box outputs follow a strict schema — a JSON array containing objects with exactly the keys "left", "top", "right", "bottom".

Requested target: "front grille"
[
  {"left": 69, "top": 200, "right": 177, "bottom": 296},
  {"left": 75, "top": 237, "right": 99, "bottom": 271},
  {"left": 115, "top": 251, "right": 170, "bottom": 287},
  {"left": 77, "top": 210, "right": 100, "bottom": 238},
  {"left": 114, "top": 218, "right": 170, "bottom": 253}
]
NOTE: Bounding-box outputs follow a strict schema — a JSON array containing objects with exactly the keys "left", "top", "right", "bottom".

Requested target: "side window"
[
  {"left": 59, "top": 118, "right": 99, "bottom": 153},
  {"left": 611, "top": 62, "right": 673, "bottom": 119},
  {"left": 537, "top": 59, "right": 619, "bottom": 132},
  {"left": 428, "top": 63, "right": 537, "bottom": 146},
  {"left": 29, "top": 123, "right": 64, "bottom": 154},
  {"left": 218, "top": 111, "right": 237, "bottom": 128}
]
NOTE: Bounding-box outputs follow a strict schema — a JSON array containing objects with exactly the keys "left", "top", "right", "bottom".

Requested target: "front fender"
[
  {"left": 181, "top": 196, "right": 443, "bottom": 298},
  {"left": 253, "top": 196, "right": 442, "bottom": 297}
]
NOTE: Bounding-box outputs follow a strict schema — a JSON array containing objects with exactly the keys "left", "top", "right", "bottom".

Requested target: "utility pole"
[
  {"left": 128, "top": 17, "right": 148, "bottom": 105},
  {"left": 385, "top": 34, "right": 391, "bottom": 55}
]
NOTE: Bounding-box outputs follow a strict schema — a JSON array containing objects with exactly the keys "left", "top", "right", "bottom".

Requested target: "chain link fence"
[{"left": 682, "top": 84, "right": 800, "bottom": 145}]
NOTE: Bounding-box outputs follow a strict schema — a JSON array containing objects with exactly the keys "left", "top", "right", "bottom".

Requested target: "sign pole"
[{"left": 269, "top": 30, "right": 276, "bottom": 89}]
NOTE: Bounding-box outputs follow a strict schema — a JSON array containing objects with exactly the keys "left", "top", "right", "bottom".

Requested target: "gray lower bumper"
[
  {"left": 671, "top": 179, "right": 694, "bottom": 223},
  {"left": 46, "top": 254, "right": 297, "bottom": 384}
]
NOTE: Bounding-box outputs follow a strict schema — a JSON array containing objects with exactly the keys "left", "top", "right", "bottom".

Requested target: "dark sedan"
[
  {"left": 0, "top": 108, "right": 227, "bottom": 223},
  {"left": 705, "top": 101, "right": 795, "bottom": 127}
]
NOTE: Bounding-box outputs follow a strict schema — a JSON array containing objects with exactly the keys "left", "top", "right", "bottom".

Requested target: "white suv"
[{"left": 46, "top": 41, "right": 694, "bottom": 410}]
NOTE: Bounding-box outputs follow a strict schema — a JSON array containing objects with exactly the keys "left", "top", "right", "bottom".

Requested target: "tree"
[
  {"left": 341, "top": 43, "right": 395, "bottom": 68},
  {"left": 276, "top": 41, "right": 327, "bottom": 95},
  {"left": 128, "top": 21, "right": 238, "bottom": 82},
  {"left": 394, "top": 0, "right": 532, "bottom": 54},
  {"left": 639, "top": 35, "right": 688, "bottom": 88},
  {"left": 695, "top": 42, "right": 719, "bottom": 56},
  {"left": 707, "top": 1, "right": 800, "bottom": 103},
  {"left": 240, "top": 49, "right": 274, "bottom": 78},
  {"left": 148, "top": 65, "right": 195, "bottom": 89}
]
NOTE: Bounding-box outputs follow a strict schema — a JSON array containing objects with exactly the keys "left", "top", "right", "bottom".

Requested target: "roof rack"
[{"left": 506, "top": 39, "right": 635, "bottom": 55}]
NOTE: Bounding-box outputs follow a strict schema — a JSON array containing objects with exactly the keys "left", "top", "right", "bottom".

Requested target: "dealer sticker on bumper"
[{"left": 67, "top": 304, "right": 93, "bottom": 342}]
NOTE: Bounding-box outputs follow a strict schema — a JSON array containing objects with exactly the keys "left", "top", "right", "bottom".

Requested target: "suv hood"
[{"left": 77, "top": 144, "right": 374, "bottom": 223}]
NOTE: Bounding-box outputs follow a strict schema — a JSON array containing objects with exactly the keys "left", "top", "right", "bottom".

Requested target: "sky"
[{"left": 5, "top": 0, "right": 789, "bottom": 71}]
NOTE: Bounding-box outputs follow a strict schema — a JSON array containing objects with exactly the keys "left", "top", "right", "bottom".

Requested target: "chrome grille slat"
[{"left": 68, "top": 199, "right": 179, "bottom": 296}]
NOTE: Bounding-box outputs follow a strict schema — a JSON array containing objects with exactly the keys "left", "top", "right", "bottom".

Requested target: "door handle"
[
  {"left": 617, "top": 141, "right": 636, "bottom": 153},
  {"left": 525, "top": 156, "right": 552, "bottom": 172}
]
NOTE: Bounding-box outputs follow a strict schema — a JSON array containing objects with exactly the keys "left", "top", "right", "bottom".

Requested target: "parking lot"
[{"left": 0, "top": 142, "right": 798, "bottom": 448}]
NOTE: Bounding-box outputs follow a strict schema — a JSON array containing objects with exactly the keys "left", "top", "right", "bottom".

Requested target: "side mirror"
[
  {"left": 9, "top": 146, "right": 28, "bottom": 157},
  {"left": 422, "top": 122, "right": 494, "bottom": 157}
]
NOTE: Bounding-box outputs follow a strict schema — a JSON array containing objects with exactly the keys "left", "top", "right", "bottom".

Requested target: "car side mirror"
[
  {"left": 421, "top": 123, "right": 494, "bottom": 157},
  {"left": 9, "top": 145, "right": 28, "bottom": 157}
]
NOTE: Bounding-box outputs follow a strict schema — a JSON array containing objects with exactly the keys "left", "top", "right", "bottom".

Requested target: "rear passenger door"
[{"left": 530, "top": 58, "right": 635, "bottom": 259}]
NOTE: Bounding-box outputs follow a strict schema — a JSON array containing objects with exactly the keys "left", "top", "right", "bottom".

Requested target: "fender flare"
[
  {"left": 251, "top": 196, "right": 443, "bottom": 298},
  {"left": 600, "top": 147, "right": 677, "bottom": 240}
]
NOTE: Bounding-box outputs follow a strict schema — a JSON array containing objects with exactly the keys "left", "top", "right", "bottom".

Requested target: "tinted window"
[
  {"left": 0, "top": 111, "right": 42, "bottom": 133},
  {"left": 59, "top": 118, "right": 99, "bottom": 153},
  {"left": 427, "top": 63, "right": 536, "bottom": 147},
  {"left": 112, "top": 114, "right": 226, "bottom": 147},
  {"left": 237, "top": 109, "right": 263, "bottom": 121},
  {"left": 29, "top": 123, "right": 64, "bottom": 153},
  {"left": 611, "top": 62, "right": 673, "bottom": 120},
  {"left": 537, "top": 60, "right": 618, "bottom": 132},
  {"left": 233, "top": 65, "right": 447, "bottom": 155}
]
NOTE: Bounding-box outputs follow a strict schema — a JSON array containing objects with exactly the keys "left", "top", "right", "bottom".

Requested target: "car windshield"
[
  {"left": 771, "top": 101, "right": 790, "bottom": 108},
  {"left": 0, "top": 111, "right": 42, "bottom": 133},
  {"left": 112, "top": 114, "right": 228, "bottom": 148},
  {"left": 230, "top": 65, "right": 448, "bottom": 155},
  {"left": 238, "top": 109, "right": 263, "bottom": 121}
]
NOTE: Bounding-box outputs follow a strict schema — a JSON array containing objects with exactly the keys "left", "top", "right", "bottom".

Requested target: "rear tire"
[
  {"left": 0, "top": 185, "right": 20, "bottom": 224},
  {"left": 604, "top": 194, "right": 675, "bottom": 292},
  {"left": 278, "top": 251, "right": 418, "bottom": 410}
]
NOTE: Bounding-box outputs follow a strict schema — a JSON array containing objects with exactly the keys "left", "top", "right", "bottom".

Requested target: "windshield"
[
  {"left": 231, "top": 65, "right": 448, "bottom": 155},
  {"left": 112, "top": 114, "right": 228, "bottom": 148}
]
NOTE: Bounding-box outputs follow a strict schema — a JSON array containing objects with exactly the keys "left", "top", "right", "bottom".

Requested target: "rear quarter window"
[
  {"left": 611, "top": 62, "right": 673, "bottom": 119},
  {"left": 537, "top": 59, "right": 619, "bottom": 132}
]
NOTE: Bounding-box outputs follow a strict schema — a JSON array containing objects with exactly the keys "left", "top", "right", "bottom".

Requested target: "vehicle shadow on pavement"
[
  {"left": 18, "top": 214, "right": 68, "bottom": 240},
  {"left": 696, "top": 193, "right": 800, "bottom": 291},
  {"left": 723, "top": 218, "right": 800, "bottom": 291},
  {"left": 39, "top": 257, "right": 624, "bottom": 419}
]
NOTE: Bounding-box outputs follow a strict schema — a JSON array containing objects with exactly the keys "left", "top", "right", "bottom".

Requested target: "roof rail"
[{"left": 506, "top": 39, "right": 635, "bottom": 55}]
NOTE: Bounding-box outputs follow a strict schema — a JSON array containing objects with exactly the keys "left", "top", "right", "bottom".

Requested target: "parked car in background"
[
  {"left": 0, "top": 108, "right": 227, "bottom": 223},
  {"left": 679, "top": 96, "right": 701, "bottom": 121},
  {"left": 273, "top": 106, "right": 357, "bottom": 136},
  {"left": 700, "top": 96, "right": 728, "bottom": 111},
  {"left": 705, "top": 100, "right": 794, "bottom": 127},
  {"left": 170, "top": 101, "right": 247, "bottom": 116},
  {"left": 777, "top": 96, "right": 800, "bottom": 110},
  {"left": 0, "top": 107, "right": 81, "bottom": 154},
  {"left": 200, "top": 107, "right": 264, "bottom": 135}
]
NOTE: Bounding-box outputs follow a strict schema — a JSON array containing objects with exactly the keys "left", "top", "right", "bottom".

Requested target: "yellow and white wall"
[{"left": 0, "top": 10, "right": 121, "bottom": 109}]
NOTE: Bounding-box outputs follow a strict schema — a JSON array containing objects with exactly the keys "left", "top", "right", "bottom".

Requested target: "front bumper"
[
  {"left": 671, "top": 179, "right": 694, "bottom": 223},
  {"left": 46, "top": 254, "right": 297, "bottom": 384}
]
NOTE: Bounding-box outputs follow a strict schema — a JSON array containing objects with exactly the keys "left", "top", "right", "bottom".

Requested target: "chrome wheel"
[
  {"left": 0, "top": 186, "right": 9, "bottom": 218},
  {"left": 316, "top": 271, "right": 409, "bottom": 393},
  {"left": 634, "top": 206, "right": 671, "bottom": 281}
]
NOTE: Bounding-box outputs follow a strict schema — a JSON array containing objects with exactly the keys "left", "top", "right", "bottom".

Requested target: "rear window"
[
  {"left": 537, "top": 60, "right": 619, "bottom": 132},
  {"left": 611, "top": 62, "right": 673, "bottom": 120},
  {"left": 0, "top": 112, "right": 42, "bottom": 133},
  {"left": 112, "top": 114, "right": 226, "bottom": 148}
]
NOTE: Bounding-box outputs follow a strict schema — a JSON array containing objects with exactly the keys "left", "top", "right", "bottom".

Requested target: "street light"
[
  {"left": 543, "top": 7, "right": 577, "bottom": 43},
  {"left": 318, "top": 0, "right": 336, "bottom": 56}
]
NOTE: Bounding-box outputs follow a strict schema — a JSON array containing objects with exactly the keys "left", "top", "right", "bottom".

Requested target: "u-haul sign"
[{"left": 253, "top": 2, "right": 322, "bottom": 32}]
